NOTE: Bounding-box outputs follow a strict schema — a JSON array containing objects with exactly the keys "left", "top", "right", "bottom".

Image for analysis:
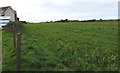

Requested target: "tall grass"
[{"left": 2, "top": 21, "right": 118, "bottom": 71}]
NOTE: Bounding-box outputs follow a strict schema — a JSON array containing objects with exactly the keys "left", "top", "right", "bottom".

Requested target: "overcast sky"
[{"left": 0, "top": 0, "right": 119, "bottom": 22}]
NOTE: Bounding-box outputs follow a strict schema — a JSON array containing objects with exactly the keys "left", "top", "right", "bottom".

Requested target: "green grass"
[{"left": 2, "top": 21, "right": 118, "bottom": 71}]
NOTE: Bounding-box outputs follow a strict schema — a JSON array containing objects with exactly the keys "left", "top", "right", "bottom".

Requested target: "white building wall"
[{"left": 4, "top": 8, "right": 15, "bottom": 21}]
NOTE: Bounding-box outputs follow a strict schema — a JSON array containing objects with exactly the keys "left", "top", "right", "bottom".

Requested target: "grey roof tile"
[{"left": 0, "top": 6, "right": 10, "bottom": 15}]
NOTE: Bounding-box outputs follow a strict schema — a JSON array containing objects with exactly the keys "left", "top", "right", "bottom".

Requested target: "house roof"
[{"left": 0, "top": 6, "right": 15, "bottom": 15}]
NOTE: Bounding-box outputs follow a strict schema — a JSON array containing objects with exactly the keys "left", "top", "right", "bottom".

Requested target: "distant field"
[{"left": 2, "top": 21, "right": 118, "bottom": 71}]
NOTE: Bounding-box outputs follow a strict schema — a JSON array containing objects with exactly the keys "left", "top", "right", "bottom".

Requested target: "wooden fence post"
[{"left": 16, "top": 32, "right": 22, "bottom": 71}]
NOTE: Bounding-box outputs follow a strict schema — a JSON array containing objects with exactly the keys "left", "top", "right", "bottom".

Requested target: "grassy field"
[{"left": 2, "top": 21, "right": 118, "bottom": 71}]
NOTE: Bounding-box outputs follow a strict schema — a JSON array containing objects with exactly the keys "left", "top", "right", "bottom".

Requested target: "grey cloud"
[{"left": 18, "top": 1, "right": 118, "bottom": 22}]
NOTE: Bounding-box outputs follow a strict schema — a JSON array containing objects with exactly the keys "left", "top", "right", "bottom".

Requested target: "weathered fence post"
[
  {"left": 16, "top": 32, "right": 22, "bottom": 71},
  {"left": 13, "top": 33, "right": 16, "bottom": 48}
]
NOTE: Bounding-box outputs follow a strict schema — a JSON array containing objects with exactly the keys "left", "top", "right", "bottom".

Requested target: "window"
[{"left": 0, "top": 19, "right": 10, "bottom": 24}]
